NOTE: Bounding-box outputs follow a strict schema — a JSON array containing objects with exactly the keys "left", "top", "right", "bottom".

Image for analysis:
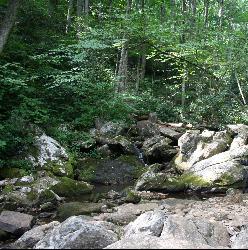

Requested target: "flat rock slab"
[{"left": 0, "top": 211, "right": 34, "bottom": 236}]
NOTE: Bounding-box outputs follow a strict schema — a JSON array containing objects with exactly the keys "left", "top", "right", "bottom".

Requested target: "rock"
[
  {"left": 57, "top": 202, "right": 103, "bottom": 220},
  {"left": 107, "top": 190, "right": 121, "bottom": 200},
  {"left": 136, "top": 120, "right": 160, "bottom": 137},
  {"left": 92, "top": 121, "right": 125, "bottom": 138},
  {"left": 124, "top": 210, "right": 166, "bottom": 237},
  {"left": 187, "top": 145, "right": 248, "bottom": 185},
  {"left": 142, "top": 136, "right": 178, "bottom": 163},
  {"left": 50, "top": 177, "right": 93, "bottom": 197},
  {"left": 227, "top": 124, "right": 248, "bottom": 150},
  {"left": 77, "top": 155, "right": 145, "bottom": 185},
  {"left": 123, "top": 189, "right": 141, "bottom": 204},
  {"left": 96, "top": 145, "right": 112, "bottom": 157},
  {"left": 94, "top": 202, "right": 160, "bottom": 226},
  {"left": 134, "top": 164, "right": 169, "bottom": 191},
  {"left": 161, "top": 215, "right": 229, "bottom": 248},
  {"left": 0, "top": 229, "right": 9, "bottom": 241},
  {"left": 231, "top": 226, "right": 248, "bottom": 249},
  {"left": 158, "top": 125, "right": 183, "bottom": 141},
  {"left": 34, "top": 216, "right": 118, "bottom": 249},
  {"left": 96, "top": 136, "right": 133, "bottom": 154},
  {"left": 175, "top": 130, "right": 232, "bottom": 171},
  {"left": 0, "top": 175, "right": 90, "bottom": 212},
  {"left": 27, "top": 133, "right": 73, "bottom": 177},
  {"left": 14, "top": 222, "right": 60, "bottom": 249},
  {"left": 0, "top": 168, "right": 27, "bottom": 179},
  {"left": 0, "top": 211, "right": 34, "bottom": 236},
  {"left": 105, "top": 234, "right": 213, "bottom": 249}
]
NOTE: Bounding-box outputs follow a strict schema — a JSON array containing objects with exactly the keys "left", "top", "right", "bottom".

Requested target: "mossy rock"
[
  {"left": 0, "top": 229, "right": 9, "bottom": 241},
  {"left": 57, "top": 202, "right": 103, "bottom": 221},
  {"left": 136, "top": 167, "right": 211, "bottom": 192},
  {"left": 51, "top": 177, "right": 93, "bottom": 197},
  {"left": 0, "top": 168, "right": 27, "bottom": 179},
  {"left": 163, "top": 173, "right": 211, "bottom": 192},
  {"left": 45, "top": 159, "right": 74, "bottom": 178},
  {"left": 124, "top": 189, "right": 141, "bottom": 204},
  {"left": 78, "top": 155, "right": 146, "bottom": 185}
]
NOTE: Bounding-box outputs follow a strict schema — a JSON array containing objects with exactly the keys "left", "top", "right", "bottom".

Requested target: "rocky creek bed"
[{"left": 1, "top": 116, "right": 248, "bottom": 248}]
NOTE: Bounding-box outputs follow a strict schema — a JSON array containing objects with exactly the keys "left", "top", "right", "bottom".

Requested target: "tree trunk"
[
  {"left": 116, "top": 0, "right": 132, "bottom": 93},
  {"left": 0, "top": 0, "right": 20, "bottom": 54},
  {"left": 48, "top": 0, "right": 58, "bottom": 16},
  {"left": 180, "top": 0, "right": 187, "bottom": 43},
  {"left": 190, "top": 0, "right": 196, "bottom": 25},
  {"left": 218, "top": 0, "right": 224, "bottom": 28},
  {"left": 235, "top": 70, "right": 247, "bottom": 105},
  {"left": 117, "top": 45, "right": 128, "bottom": 92},
  {"left": 204, "top": 0, "right": 209, "bottom": 28},
  {"left": 160, "top": 1, "right": 166, "bottom": 23},
  {"left": 84, "top": 0, "right": 89, "bottom": 15},
  {"left": 66, "top": 0, "right": 74, "bottom": 34}
]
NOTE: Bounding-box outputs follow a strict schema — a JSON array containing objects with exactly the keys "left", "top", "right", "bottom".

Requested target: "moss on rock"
[
  {"left": 164, "top": 173, "right": 211, "bottom": 192},
  {"left": 51, "top": 177, "right": 93, "bottom": 197},
  {"left": 0, "top": 168, "right": 27, "bottom": 179},
  {"left": 57, "top": 202, "right": 103, "bottom": 221},
  {"left": 77, "top": 155, "right": 146, "bottom": 185}
]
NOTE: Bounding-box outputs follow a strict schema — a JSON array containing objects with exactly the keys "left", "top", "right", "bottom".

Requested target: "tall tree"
[
  {"left": 204, "top": 0, "right": 209, "bottom": 28},
  {"left": 0, "top": 0, "right": 20, "bottom": 54},
  {"left": 116, "top": 0, "right": 132, "bottom": 93},
  {"left": 66, "top": 0, "right": 74, "bottom": 33}
]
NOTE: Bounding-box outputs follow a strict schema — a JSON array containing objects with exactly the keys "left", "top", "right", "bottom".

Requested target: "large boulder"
[
  {"left": 0, "top": 211, "right": 34, "bottom": 236},
  {"left": 14, "top": 221, "right": 60, "bottom": 249},
  {"left": 158, "top": 125, "right": 183, "bottom": 141},
  {"left": 105, "top": 235, "right": 212, "bottom": 249},
  {"left": 27, "top": 133, "right": 73, "bottom": 177},
  {"left": 124, "top": 210, "right": 166, "bottom": 237},
  {"left": 161, "top": 215, "right": 229, "bottom": 248},
  {"left": 136, "top": 120, "right": 160, "bottom": 138},
  {"left": 106, "top": 211, "right": 228, "bottom": 249},
  {"left": 57, "top": 202, "right": 103, "bottom": 220},
  {"left": 76, "top": 155, "right": 146, "bottom": 185},
  {"left": 135, "top": 164, "right": 169, "bottom": 191},
  {"left": 174, "top": 130, "right": 232, "bottom": 172},
  {"left": 50, "top": 177, "right": 93, "bottom": 197},
  {"left": 34, "top": 216, "right": 118, "bottom": 249},
  {"left": 231, "top": 226, "right": 248, "bottom": 249},
  {"left": 142, "top": 136, "right": 178, "bottom": 163},
  {"left": 94, "top": 202, "right": 160, "bottom": 226},
  {"left": 227, "top": 124, "right": 248, "bottom": 150},
  {"left": 187, "top": 145, "right": 248, "bottom": 186},
  {"left": 95, "top": 136, "right": 134, "bottom": 155},
  {"left": 0, "top": 175, "right": 93, "bottom": 212}
]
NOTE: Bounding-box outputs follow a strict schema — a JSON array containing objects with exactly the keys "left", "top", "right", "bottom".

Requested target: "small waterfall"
[{"left": 133, "top": 144, "right": 147, "bottom": 167}]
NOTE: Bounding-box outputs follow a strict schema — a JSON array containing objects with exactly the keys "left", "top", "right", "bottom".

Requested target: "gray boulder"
[
  {"left": 34, "top": 216, "right": 118, "bottom": 249},
  {"left": 136, "top": 120, "right": 160, "bottom": 137},
  {"left": 124, "top": 210, "right": 167, "bottom": 237},
  {"left": 0, "top": 211, "right": 34, "bottom": 236},
  {"left": 227, "top": 124, "right": 248, "bottom": 150},
  {"left": 105, "top": 235, "right": 213, "bottom": 249},
  {"left": 14, "top": 221, "right": 60, "bottom": 249},
  {"left": 187, "top": 145, "right": 248, "bottom": 185},
  {"left": 161, "top": 215, "right": 230, "bottom": 248},
  {"left": 158, "top": 125, "right": 183, "bottom": 141},
  {"left": 142, "top": 136, "right": 178, "bottom": 163},
  {"left": 135, "top": 164, "right": 169, "bottom": 191},
  {"left": 27, "top": 133, "right": 73, "bottom": 177},
  {"left": 231, "top": 226, "right": 248, "bottom": 249},
  {"left": 175, "top": 130, "right": 232, "bottom": 171}
]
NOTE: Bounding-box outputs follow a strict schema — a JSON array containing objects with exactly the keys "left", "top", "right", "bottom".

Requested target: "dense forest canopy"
[{"left": 0, "top": 0, "right": 247, "bottom": 169}]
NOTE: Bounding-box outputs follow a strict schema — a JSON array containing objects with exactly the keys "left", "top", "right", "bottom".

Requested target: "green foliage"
[{"left": 0, "top": 0, "right": 248, "bottom": 171}]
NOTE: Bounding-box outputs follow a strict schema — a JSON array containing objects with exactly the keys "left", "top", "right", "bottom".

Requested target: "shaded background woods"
[{"left": 0, "top": 0, "right": 247, "bottom": 169}]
